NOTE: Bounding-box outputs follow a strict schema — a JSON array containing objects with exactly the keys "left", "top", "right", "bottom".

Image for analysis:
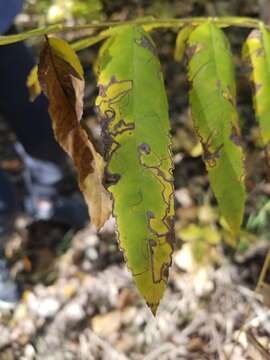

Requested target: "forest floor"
[{"left": 1, "top": 0, "right": 270, "bottom": 359}]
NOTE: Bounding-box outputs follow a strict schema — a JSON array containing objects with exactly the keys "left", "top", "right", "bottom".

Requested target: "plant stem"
[
  {"left": 0, "top": 16, "right": 267, "bottom": 46},
  {"left": 43, "top": 16, "right": 265, "bottom": 31}
]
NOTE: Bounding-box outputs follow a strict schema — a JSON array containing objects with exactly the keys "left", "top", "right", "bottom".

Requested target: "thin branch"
[
  {"left": 0, "top": 17, "right": 267, "bottom": 46},
  {"left": 227, "top": 248, "right": 270, "bottom": 359}
]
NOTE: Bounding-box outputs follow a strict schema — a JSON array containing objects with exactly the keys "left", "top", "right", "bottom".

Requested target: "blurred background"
[{"left": 1, "top": 1, "right": 270, "bottom": 359}]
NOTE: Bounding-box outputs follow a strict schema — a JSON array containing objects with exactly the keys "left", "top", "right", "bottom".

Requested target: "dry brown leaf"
[{"left": 38, "top": 36, "right": 111, "bottom": 229}]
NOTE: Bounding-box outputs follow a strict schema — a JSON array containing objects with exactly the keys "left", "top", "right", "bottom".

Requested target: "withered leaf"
[{"left": 38, "top": 36, "right": 111, "bottom": 229}]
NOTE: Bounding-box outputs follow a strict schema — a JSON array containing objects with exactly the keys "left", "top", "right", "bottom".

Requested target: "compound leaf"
[
  {"left": 38, "top": 36, "right": 111, "bottom": 229},
  {"left": 96, "top": 26, "right": 174, "bottom": 314},
  {"left": 242, "top": 26, "right": 270, "bottom": 145},
  {"left": 187, "top": 22, "right": 246, "bottom": 234}
]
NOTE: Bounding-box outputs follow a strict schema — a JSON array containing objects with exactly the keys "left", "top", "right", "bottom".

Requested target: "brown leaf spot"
[
  {"left": 248, "top": 29, "right": 262, "bottom": 41},
  {"left": 255, "top": 82, "right": 262, "bottom": 93},
  {"left": 255, "top": 47, "right": 264, "bottom": 57},
  {"left": 230, "top": 123, "right": 242, "bottom": 147},
  {"left": 186, "top": 43, "right": 203, "bottom": 61},
  {"left": 149, "top": 239, "right": 157, "bottom": 247},
  {"left": 139, "top": 143, "right": 151, "bottom": 155},
  {"left": 199, "top": 132, "right": 224, "bottom": 168},
  {"left": 136, "top": 34, "right": 157, "bottom": 57},
  {"left": 147, "top": 211, "right": 155, "bottom": 220}
]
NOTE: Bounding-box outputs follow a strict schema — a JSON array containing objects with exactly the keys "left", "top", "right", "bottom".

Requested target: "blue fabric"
[{"left": 0, "top": 0, "right": 24, "bottom": 34}]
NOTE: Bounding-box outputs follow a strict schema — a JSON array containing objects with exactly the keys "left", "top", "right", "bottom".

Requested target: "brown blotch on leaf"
[
  {"left": 255, "top": 47, "right": 265, "bottom": 57},
  {"left": 248, "top": 29, "right": 262, "bottom": 40},
  {"left": 162, "top": 265, "right": 169, "bottom": 281},
  {"left": 230, "top": 123, "right": 243, "bottom": 147},
  {"left": 199, "top": 132, "right": 224, "bottom": 168},
  {"left": 104, "top": 171, "right": 121, "bottom": 187},
  {"left": 139, "top": 143, "right": 151, "bottom": 155},
  {"left": 136, "top": 35, "right": 157, "bottom": 57},
  {"left": 255, "top": 82, "right": 263, "bottom": 93},
  {"left": 165, "top": 216, "right": 175, "bottom": 245},
  {"left": 148, "top": 239, "right": 157, "bottom": 247},
  {"left": 147, "top": 211, "right": 155, "bottom": 220},
  {"left": 186, "top": 43, "right": 203, "bottom": 61}
]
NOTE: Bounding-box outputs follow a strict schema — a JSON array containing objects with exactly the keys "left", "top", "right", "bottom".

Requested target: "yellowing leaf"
[
  {"left": 38, "top": 36, "right": 111, "bottom": 229},
  {"left": 27, "top": 66, "right": 42, "bottom": 102},
  {"left": 187, "top": 22, "right": 246, "bottom": 234},
  {"left": 96, "top": 26, "right": 174, "bottom": 314},
  {"left": 174, "top": 26, "right": 193, "bottom": 63},
  {"left": 178, "top": 224, "right": 221, "bottom": 265},
  {"left": 242, "top": 26, "right": 270, "bottom": 145}
]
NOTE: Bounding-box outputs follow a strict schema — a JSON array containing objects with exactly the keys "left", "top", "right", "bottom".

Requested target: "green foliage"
[
  {"left": 187, "top": 22, "right": 246, "bottom": 234},
  {"left": 0, "top": 16, "right": 269, "bottom": 313},
  {"left": 95, "top": 26, "right": 174, "bottom": 314}
]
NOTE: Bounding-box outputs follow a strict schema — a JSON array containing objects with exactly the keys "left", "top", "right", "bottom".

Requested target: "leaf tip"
[{"left": 148, "top": 302, "right": 158, "bottom": 316}]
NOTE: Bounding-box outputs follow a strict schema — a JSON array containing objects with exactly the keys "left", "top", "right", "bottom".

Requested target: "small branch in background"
[
  {"left": 227, "top": 248, "right": 270, "bottom": 359},
  {"left": 246, "top": 328, "right": 270, "bottom": 360}
]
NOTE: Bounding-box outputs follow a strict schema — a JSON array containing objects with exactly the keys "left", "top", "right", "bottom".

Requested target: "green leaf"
[
  {"left": 96, "top": 26, "right": 174, "bottom": 314},
  {"left": 242, "top": 26, "right": 270, "bottom": 146},
  {"left": 174, "top": 26, "right": 193, "bottom": 63},
  {"left": 187, "top": 22, "right": 246, "bottom": 234}
]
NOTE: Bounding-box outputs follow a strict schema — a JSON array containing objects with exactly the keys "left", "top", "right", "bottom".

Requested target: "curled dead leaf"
[{"left": 38, "top": 36, "right": 111, "bottom": 229}]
